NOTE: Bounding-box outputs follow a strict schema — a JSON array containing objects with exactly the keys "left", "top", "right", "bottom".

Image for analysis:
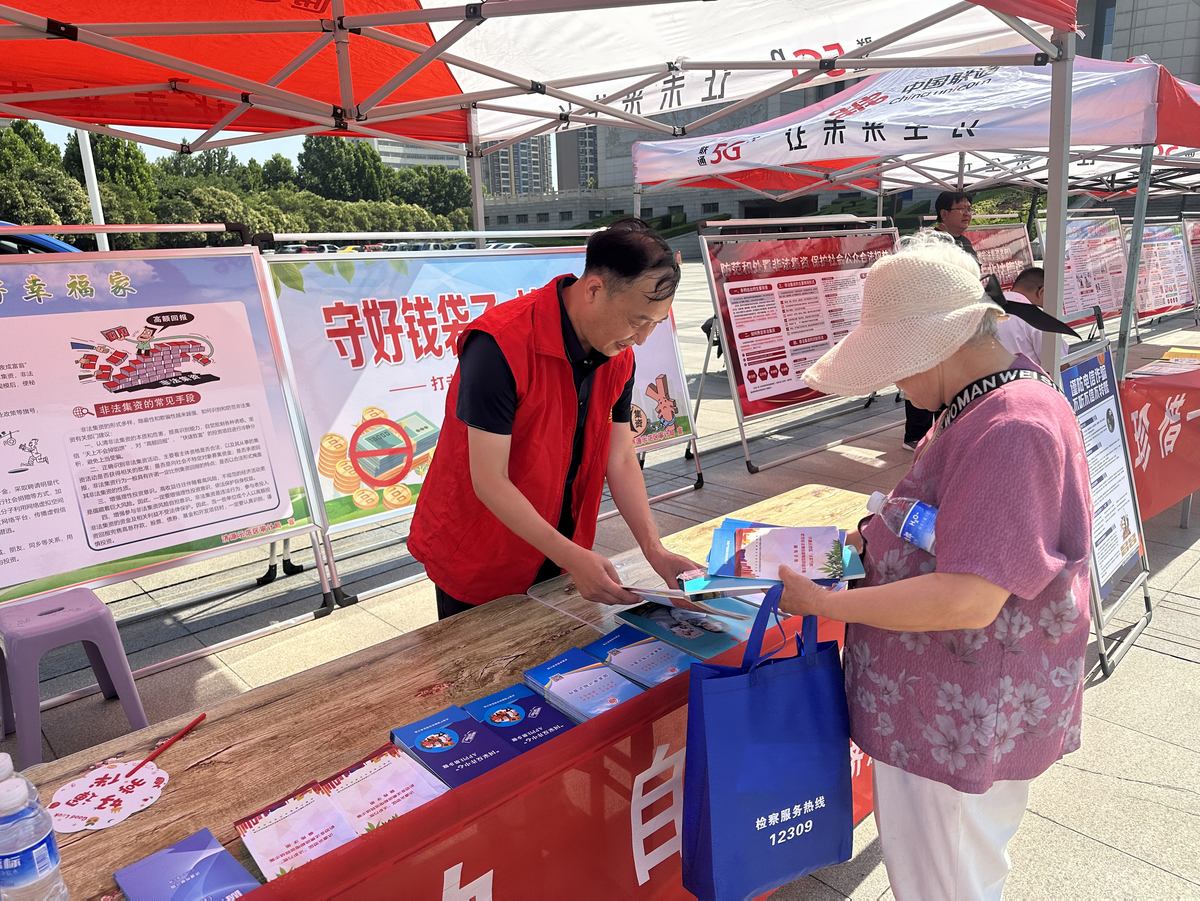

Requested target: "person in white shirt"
[{"left": 996, "top": 267, "right": 1067, "bottom": 371}]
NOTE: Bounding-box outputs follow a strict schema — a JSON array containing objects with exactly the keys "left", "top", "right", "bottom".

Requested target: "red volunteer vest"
[{"left": 408, "top": 276, "right": 635, "bottom": 606}]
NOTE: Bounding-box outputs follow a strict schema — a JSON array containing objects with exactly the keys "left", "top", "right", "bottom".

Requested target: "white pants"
[{"left": 872, "top": 760, "right": 1032, "bottom": 901}]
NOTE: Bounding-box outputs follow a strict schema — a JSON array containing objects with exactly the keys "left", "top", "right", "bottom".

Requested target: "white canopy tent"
[{"left": 0, "top": 0, "right": 1081, "bottom": 376}]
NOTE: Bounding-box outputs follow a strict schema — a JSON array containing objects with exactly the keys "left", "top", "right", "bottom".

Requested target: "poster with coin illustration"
[
  {"left": 270, "top": 250, "right": 696, "bottom": 530},
  {"left": 0, "top": 248, "right": 307, "bottom": 600}
]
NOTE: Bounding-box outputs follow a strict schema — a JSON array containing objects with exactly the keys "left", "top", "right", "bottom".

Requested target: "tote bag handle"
[{"left": 740, "top": 584, "right": 819, "bottom": 671}]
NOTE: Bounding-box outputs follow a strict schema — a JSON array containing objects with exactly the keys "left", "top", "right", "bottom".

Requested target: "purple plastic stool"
[{"left": 0, "top": 587, "right": 149, "bottom": 767}]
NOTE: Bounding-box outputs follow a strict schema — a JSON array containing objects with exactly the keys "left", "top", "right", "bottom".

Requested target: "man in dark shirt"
[
  {"left": 455, "top": 275, "right": 636, "bottom": 590},
  {"left": 413, "top": 220, "right": 699, "bottom": 619}
]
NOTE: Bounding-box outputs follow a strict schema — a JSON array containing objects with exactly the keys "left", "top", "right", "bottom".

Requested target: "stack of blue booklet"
[
  {"left": 463, "top": 683, "right": 575, "bottom": 753},
  {"left": 523, "top": 648, "right": 643, "bottom": 722},
  {"left": 391, "top": 706, "right": 518, "bottom": 788},
  {"left": 114, "top": 827, "right": 260, "bottom": 900},
  {"left": 582, "top": 624, "right": 700, "bottom": 687}
]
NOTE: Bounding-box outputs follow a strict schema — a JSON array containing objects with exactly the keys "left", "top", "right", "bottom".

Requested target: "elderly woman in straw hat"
[{"left": 778, "top": 231, "right": 1093, "bottom": 901}]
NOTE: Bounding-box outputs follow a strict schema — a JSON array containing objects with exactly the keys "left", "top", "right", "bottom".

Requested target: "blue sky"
[{"left": 36, "top": 123, "right": 306, "bottom": 164}]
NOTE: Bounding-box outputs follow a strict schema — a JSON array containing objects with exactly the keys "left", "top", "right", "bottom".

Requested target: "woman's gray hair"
[{"left": 966, "top": 309, "right": 1002, "bottom": 346}]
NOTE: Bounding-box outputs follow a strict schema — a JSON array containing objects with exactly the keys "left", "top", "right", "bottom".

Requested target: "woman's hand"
[{"left": 777, "top": 565, "right": 838, "bottom": 619}]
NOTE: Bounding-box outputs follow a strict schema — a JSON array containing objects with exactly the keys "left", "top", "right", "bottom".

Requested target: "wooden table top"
[{"left": 28, "top": 482, "right": 868, "bottom": 900}]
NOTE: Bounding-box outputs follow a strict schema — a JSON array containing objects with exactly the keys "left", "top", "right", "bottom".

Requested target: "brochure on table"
[
  {"left": 268, "top": 248, "right": 696, "bottom": 533},
  {"left": 1061, "top": 349, "right": 1144, "bottom": 604},
  {"left": 701, "top": 229, "right": 900, "bottom": 421},
  {"left": 0, "top": 248, "right": 308, "bottom": 600},
  {"left": 1122, "top": 221, "right": 1196, "bottom": 318},
  {"left": 1036, "top": 216, "right": 1128, "bottom": 325}
]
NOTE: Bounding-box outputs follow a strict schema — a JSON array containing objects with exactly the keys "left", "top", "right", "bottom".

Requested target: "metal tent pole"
[
  {"left": 1041, "top": 29, "right": 1074, "bottom": 383},
  {"left": 634, "top": 184, "right": 642, "bottom": 218},
  {"left": 75, "top": 129, "right": 110, "bottom": 252},
  {"left": 468, "top": 107, "right": 487, "bottom": 249},
  {"left": 1115, "top": 145, "right": 1154, "bottom": 380}
]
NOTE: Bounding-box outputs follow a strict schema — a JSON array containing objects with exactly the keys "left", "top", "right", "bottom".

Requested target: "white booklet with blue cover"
[
  {"left": 583, "top": 624, "right": 700, "bottom": 688},
  {"left": 523, "top": 648, "right": 643, "bottom": 722}
]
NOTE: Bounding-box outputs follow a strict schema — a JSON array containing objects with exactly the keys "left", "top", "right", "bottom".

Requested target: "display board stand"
[
  {"left": 697, "top": 219, "right": 901, "bottom": 472},
  {"left": 0, "top": 243, "right": 340, "bottom": 623},
  {"left": 1061, "top": 338, "right": 1155, "bottom": 678}
]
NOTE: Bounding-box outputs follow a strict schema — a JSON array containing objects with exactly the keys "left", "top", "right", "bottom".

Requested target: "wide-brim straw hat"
[{"left": 803, "top": 235, "right": 1004, "bottom": 397}]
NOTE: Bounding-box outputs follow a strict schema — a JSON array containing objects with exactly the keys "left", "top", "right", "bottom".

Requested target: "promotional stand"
[
  {"left": 697, "top": 219, "right": 901, "bottom": 472},
  {"left": 1061, "top": 338, "right": 1154, "bottom": 678}
]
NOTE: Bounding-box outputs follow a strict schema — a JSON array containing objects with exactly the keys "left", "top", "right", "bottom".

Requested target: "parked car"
[
  {"left": 337, "top": 245, "right": 363, "bottom": 253},
  {"left": 315, "top": 243, "right": 340, "bottom": 253},
  {"left": 276, "top": 244, "right": 315, "bottom": 254},
  {"left": 486, "top": 242, "right": 513, "bottom": 249},
  {"left": 412, "top": 242, "right": 450, "bottom": 251},
  {"left": 362, "top": 244, "right": 384, "bottom": 253},
  {"left": 0, "top": 222, "right": 81, "bottom": 254},
  {"left": 450, "top": 240, "right": 482, "bottom": 250}
]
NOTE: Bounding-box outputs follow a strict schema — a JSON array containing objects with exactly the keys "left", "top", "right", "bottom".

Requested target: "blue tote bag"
[{"left": 682, "top": 585, "right": 853, "bottom": 901}]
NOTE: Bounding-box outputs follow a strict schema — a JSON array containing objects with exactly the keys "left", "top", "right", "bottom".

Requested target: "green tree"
[
  {"left": 153, "top": 196, "right": 205, "bottom": 247},
  {"left": 262, "top": 153, "right": 296, "bottom": 189},
  {"left": 64, "top": 132, "right": 157, "bottom": 208},
  {"left": 447, "top": 207, "right": 471, "bottom": 230},
  {"left": 24, "top": 166, "right": 90, "bottom": 226},
  {"left": 9, "top": 121, "right": 61, "bottom": 168},
  {"left": 297, "top": 136, "right": 389, "bottom": 202},
  {"left": 0, "top": 180, "right": 57, "bottom": 225},
  {"left": 188, "top": 186, "right": 246, "bottom": 224},
  {"left": 0, "top": 128, "right": 37, "bottom": 177},
  {"left": 241, "top": 158, "right": 264, "bottom": 193},
  {"left": 98, "top": 183, "right": 156, "bottom": 249}
]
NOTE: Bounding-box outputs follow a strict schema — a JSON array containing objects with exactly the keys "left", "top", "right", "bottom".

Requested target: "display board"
[
  {"left": 1122, "top": 221, "right": 1196, "bottom": 318},
  {"left": 1061, "top": 348, "right": 1143, "bottom": 605},
  {"left": 965, "top": 223, "right": 1035, "bottom": 290},
  {"left": 1037, "top": 215, "right": 1128, "bottom": 324},
  {"left": 701, "top": 229, "right": 900, "bottom": 421},
  {"left": 269, "top": 250, "right": 696, "bottom": 531},
  {"left": 1185, "top": 219, "right": 1200, "bottom": 292},
  {"left": 0, "top": 248, "right": 309, "bottom": 600}
]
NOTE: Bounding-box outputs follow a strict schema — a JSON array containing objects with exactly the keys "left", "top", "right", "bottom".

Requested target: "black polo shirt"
[
  {"left": 936, "top": 226, "right": 978, "bottom": 261},
  {"left": 456, "top": 276, "right": 635, "bottom": 552}
]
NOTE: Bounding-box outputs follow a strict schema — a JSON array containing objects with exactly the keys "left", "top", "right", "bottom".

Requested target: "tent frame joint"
[
  {"left": 531, "top": 81, "right": 547, "bottom": 94},
  {"left": 45, "top": 18, "right": 77, "bottom": 41},
  {"left": 466, "top": 4, "right": 484, "bottom": 20}
]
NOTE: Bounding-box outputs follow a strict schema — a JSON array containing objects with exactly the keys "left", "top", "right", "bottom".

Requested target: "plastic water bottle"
[
  {"left": 867, "top": 492, "right": 938, "bottom": 555},
  {"left": 0, "top": 757, "right": 37, "bottom": 807},
  {"left": 0, "top": 778, "right": 69, "bottom": 900}
]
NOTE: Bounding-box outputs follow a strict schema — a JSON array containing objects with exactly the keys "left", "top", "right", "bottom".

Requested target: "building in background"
[
  {"left": 555, "top": 126, "right": 599, "bottom": 191},
  {"left": 482, "top": 135, "right": 553, "bottom": 196},
  {"left": 356, "top": 136, "right": 466, "bottom": 171}
]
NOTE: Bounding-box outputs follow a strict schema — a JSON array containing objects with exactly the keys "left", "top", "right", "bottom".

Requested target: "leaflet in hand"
[
  {"left": 732, "top": 526, "right": 846, "bottom": 580},
  {"left": 320, "top": 744, "right": 448, "bottom": 835},
  {"left": 583, "top": 624, "right": 700, "bottom": 687},
  {"left": 617, "top": 596, "right": 760, "bottom": 659},
  {"left": 235, "top": 784, "right": 357, "bottom": 882},
  {"left": 391, "top": 706, "right": 518, "bottom": 789},
  {"left": 463, "top": 683, "right": 575, "bottom": 752},
  {"left": 621, "top": 582, "right": 762, "bottom": 616},
  {"left": 523, "top": 648, "right": 643, "bottom": 722},
  {"left": 115, "top": 827, "right": 260, "bottom": 901}
]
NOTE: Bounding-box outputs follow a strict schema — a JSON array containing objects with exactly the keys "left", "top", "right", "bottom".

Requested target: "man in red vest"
[{"left": 409, "top": 220, "right": 698, "bottom": 619}]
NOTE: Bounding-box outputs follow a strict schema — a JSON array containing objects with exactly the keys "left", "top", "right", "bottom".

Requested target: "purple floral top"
[{"left": 848, "top": 356, "right": 1093, "bottom": 793}]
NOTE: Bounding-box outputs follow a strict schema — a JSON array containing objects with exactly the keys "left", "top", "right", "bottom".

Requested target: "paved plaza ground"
[{"left": 13, "top": 264, "right": 1200, "bottom": 897}]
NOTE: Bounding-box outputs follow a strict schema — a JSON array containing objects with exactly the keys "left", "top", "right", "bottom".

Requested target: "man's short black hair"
[
  {"left": 1013, "top": 267, "right": 1045, "bottom": 292},
  {"left": 584, "top": 218, "right": 681, "bottom": 302},
  {"left": 934, "top": 191, "right": 973, "bottom": 224}
]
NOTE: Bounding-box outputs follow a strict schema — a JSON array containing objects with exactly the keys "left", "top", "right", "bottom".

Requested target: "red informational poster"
[
  {"left": 1119, "top": 363, "right": 1200, "bottom": 521},
  {"left": 966, "top": 223, "right": 1035, "bottom": 289},
  {"left": 254, "top": 616, "right": 874, "bottom": 900},
  {"left": 705, "top": 231, "right": 900, "bottom": 420}
]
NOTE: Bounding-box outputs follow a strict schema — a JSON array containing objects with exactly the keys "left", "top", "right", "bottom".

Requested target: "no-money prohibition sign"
[{"left": 349, "top": 417, "right": 416, "bottom": 488}]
